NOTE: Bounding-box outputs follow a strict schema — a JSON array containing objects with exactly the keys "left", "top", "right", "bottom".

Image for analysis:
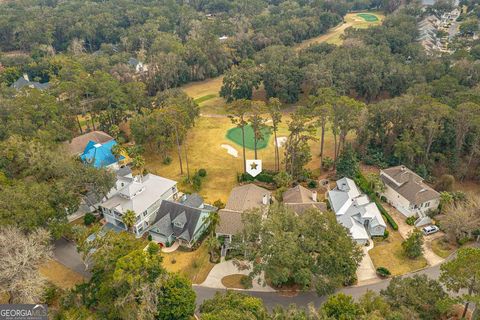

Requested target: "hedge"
[{"left": 354, "top": 173, "right": 398, "bottom": 231}]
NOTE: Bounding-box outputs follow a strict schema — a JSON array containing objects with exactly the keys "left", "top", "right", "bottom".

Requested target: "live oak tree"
[
  {"left": 0, "top": 226, "right": 52, "bottom": 304},
  {"left": 241, "top": 205, "right": 363, "bottom": 295},
  {"left": 441, "top": 195, "right": 480, "bottom": 243},
  {"left": 199, "top": 291, "right": 268, "bottom": 320},
  {"left": 440, "top": 247, "right": 480, "bottom": 319},
  {"left": 402, "top": 229, "right": 424, "bottom": 259},
  {"left": 220, "top": 59, "right": 262, "bottom": 102}
]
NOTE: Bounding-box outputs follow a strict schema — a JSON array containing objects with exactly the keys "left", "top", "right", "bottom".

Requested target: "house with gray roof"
[
  {"left": 11, "top": 74, "right": 50, "bottom": 91},
  {"left": 149, "top": 195, "right": 216, "bottom": 248},
  {"left": 100, "top": 173, "right": 178, "bottom": 237},
  {"left": 328, "top": 177, "right": 386, "bottom": 245},
  {"left": 128, "top": 57, "right": 148, "bottom": 73},
  {"left": 216, "top": 184, "right": 271, "bottom": 249},
  {"left": 282, "top": 185, "right": 327, "bottom": 215},
  {"left": 380, "top": 165, "right": 439, "bottom": 226}
]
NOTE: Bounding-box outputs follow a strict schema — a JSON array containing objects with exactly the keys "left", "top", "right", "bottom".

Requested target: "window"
[{"left": 425, "top": 202, "right": 430, "bottom": 208}]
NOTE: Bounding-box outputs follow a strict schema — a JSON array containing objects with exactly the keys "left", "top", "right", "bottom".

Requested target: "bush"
[
  {"left": 380, "top": 195, "right": 387, "bottom": 202},
  {"left": 240, "top": 276, "right": 253, "bottom": 289},
  {"left": 383, "top": 230, "right": 389, "bottom": 239},
  {"left": 198, "top": 168, "right": 207, "bottom": 177},
  {"left": 322, "top": 157, "right": 334, "bottom": 170},
  {"left": 406, "top": 216, "right": 416, "bottom": 226},
  {"left": 162, "top": 156, "right": 172, "bottom": 165},
  {"left": 83, "top": 213, "right": 96, "bottom": 226},
  {"left": 171, "top": 258, "right": 176, "bottom": 264},
  {"left": 376, "top": 267, "right": 391, "bottom": 278},
  {"left": 457, "top": 237, "right": 470, "bottom": 245},
  {"left": 307, "top": 180, "right": 318, "bottom": 188},
  {"left": 192, "top": 173, "right": 202, "bottom": 191},
  {"left": 147, "top": 234, "right": 152, "bottom": 241},
  {"left": 213, "top": 199, "right": 225, "bottom": 209}
]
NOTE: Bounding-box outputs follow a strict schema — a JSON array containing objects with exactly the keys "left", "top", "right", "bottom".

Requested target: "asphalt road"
[{"left": 53, "top": 238, "right": 442, "bottom": 310}]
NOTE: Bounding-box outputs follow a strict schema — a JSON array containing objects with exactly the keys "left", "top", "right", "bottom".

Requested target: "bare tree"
[
  {"left": 442, "top": 195, "right": 480, "bottom": 243},
  {"left": 0, "top": 226, "right": 52, "bottom": 303}
]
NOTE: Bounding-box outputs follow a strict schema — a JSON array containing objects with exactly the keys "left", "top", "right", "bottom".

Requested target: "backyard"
[
  {"left": 369, "top": 227, "right": 428, "bottom": 276},
  {"left": 39, "top": 260, "right": 85, "bottom": 290}
]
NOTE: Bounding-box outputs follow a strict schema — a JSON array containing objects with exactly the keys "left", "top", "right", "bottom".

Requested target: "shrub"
[
  {"left": 240, "top": 276, "right": 253, "bottom": 289},
  {"left": 322, "top": 157, "right": 334, "bottom": 170},
  {"left": 406, "top": 216, "right": 416, "bottom": 226},
  {"left": 380, "top": 195, "right": 387, "bottom": 202},
  {"left": 83, "top": 213, "right": 96, "bottom": 226},
  {"left": 192, "top": 173, "right": 202, "bottom": 191},
  {"left": 147, "top": 234, "right": 152, "bottom": 241},
  {"left": 376, "top": 267, "right": 391, "bottom": 278},
  {"left": 198, "top": 168, "right": 207, "bottom": 177},
  {"left": 162, "top": 156, "right": 172, "bottom": 165},
  {"left": 213, "top": 199, "right": 225, "bottom": 209},
  {"left": 171, "top": 258, "right": 176, "bottom": 264},
  {"left": 383, "top": 230, "right": 389, "bottom": 239},
  {"left": 307, "top": 180, "right": 318, "bottom": 188},
  {"left": 457, "top": 237, "right": 470, "bottom": 245}
]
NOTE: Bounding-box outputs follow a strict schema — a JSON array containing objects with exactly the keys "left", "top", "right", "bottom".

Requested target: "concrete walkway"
[
  {"left": 356, "top": 241, "right": 378, "bottom": 284},
  {"left": 200, "top": 259, "right": 275, "bottom": 292},
  {"left": 161, "top": 241, "right": 180, "bottom": 253}
]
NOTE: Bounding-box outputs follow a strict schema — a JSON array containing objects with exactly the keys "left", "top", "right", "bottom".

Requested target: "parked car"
[{"left": 422, "top": 225, "right": 439, "bottom": 236}]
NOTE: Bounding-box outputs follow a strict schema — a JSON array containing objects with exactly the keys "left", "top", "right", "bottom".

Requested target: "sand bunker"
[
  {"left": 221, "top": 144, "right": 239, "bottom": 158},
  {"left": 276, "top": 137, "right": 287, "bottom": 147}
]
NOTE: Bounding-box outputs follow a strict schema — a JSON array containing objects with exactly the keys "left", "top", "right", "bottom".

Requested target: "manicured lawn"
[
  {"left": 194, "top": 94, "right": 217, "bottom": 104},
  {"left": 369, "top": 227, "right": 428, "bottom": 276},
  {"left": 431, "top": 236, "right": 457, "bottom": 259},
  {"left": 162, "top": 241, "right": 215, "bottom": 284},
  {"left": 39, "top": 260, "right": 85, "bottom": 289},
  {"left": 226, "top": 124, "right": 271, "bottom": 150},
  {"left": 180, "top": 76, "right": 224, "bottom": 100},
  {"left": 357, "top": 13, "right": 379, "bottom": 22},
  {"left": 221, "top": 274, "right": 249, "bottom": 289},
  {"left": 295, "top": 11, "right": 384, "bottom": 49}
]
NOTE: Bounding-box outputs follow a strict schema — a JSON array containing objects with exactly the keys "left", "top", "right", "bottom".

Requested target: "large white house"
[
  {"left": 100, "top": 173, "right": 178, "bottom": 237},
  {"left": 328, "top": 177, "right": 386, "bottom": 245},
  {"left": 380, "top": 166, "right": 440, "bottom": 221}
]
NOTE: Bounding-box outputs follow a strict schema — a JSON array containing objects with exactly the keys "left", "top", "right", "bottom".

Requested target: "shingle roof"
[
  {"left": 285, "top": 202, "right": 327, "bottom": 215},
  {"left": 216, "top": 209, "right": 244, "bottom": 235},
  {"left": 181, "top": 193, "right": 204, "bottom": 208},
  {"left": 150, "top": 200, "right": 203, "bottom": 243},
  {"left": 64, "top": 131, "right": 114, "bottom": 155},
  {"left": 380, "top": 166, "right": 439, "bottom": 205},
  {"left": 224, "top": 184, "right": 271, "bottom": 212},
  {"left": 283, "top": 185, "right": 314, "bottom": 204}
]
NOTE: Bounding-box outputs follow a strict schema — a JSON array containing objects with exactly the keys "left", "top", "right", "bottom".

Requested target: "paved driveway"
[
  {"left": 53, "top": 238, "right": 91, "bottom": 279},
  {"left": 383, "top": 204, "right": 445, "bottom": 267},
  {"left": 356, "top": 241, "right": 378, "bottom": 284}
]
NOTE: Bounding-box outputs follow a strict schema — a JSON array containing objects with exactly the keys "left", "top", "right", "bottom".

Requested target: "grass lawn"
[
  {"left": 357, "top": 13, "right": 379, "bottom": 22},
  {"left": 194, "top": 94, "right": 217, "bottom": 104},
  {"left": 431, "top": 236, "right": 457, "bottom": 259},
  {"left": 144, "top": 115, "right": 338, "bottom": 202},
  {"left": 39, "top": 260, "right": 85, "bottom": 289},
  {"left": 226, "top": 124, "right": 271, "bottom": 150},
  {"left": 295, "top": 11, "right": 384, "bottom": 49},
  {"left": 221, "top": 274, "right": 249, "bottom": 289},
  {"left": 369, "top": 227, "right": 428, "bottom": 276},
  {"left": 162, "top": 241, "right": 215, "bottom": 284}
]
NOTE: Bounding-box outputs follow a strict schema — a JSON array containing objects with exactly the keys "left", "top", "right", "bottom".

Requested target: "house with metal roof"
[
  {"left": 380, "top": 165, "right": 439, "bottom": 226},
  {"left": 80, "top": 140, "right": 123, "bottom": 169},
  {"left": 149, "top": 194, "right": 216, "bottom": 248},
  {"left": 328, "top": 177, "right": 386, "bottom": 245},
  {"left": 99, "top": 174, "right": 178, "bottom": 237}
]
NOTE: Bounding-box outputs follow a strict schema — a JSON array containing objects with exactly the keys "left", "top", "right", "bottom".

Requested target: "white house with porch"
[{"left": 99, "top": 173, "right": 178, "bottom": 237}]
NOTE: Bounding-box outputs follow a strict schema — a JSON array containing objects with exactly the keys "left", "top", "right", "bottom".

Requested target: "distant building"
[
  {"left": 100, "top": 174, "right": 178, "bottom": 237},
  {"left": 282, "top": 185, "right": 327, "bottom": 215},
  {"left": 64, "top": 131, "right": 114, "bottom": 156},
  {"left": 81, "top": 140, "right": 123, "bottom": 169},
  {"left": 380, "top": 165, "right": 439, "bottom": 226},
  {"left": 128, "top": 57, "right": 148, "bottom": 73},
  {"left": 328, "top": 177, "right": 386, "bottom": 245},
  {"left": 11, "top": 74, "right": 50, "bottom": 91}
]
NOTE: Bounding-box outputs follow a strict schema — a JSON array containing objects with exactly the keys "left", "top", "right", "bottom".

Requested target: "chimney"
[
  {"left": 312, "top": 191, "right": 317, "bottom": 202},
  {"left": 23, "top": 73, "right": 29, "bottom": 81},
  {"left": 262, "top": 194, "right": 269, "bottom": 205}
]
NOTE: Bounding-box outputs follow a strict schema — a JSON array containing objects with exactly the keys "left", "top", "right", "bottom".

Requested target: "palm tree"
[
  {"left": 132, "top": 155, "right": 145, "bottom": 174},
  {"left": 227, "top": 99, "right": 252, "bottom": 173},
  {"left": 122, "top": 210, "right": 136, "bottom": 232},
  {"left": 203, "top": 211, "right": 220, "bottom": 235},
  {"left": 205, "top": 235, "right": 220, "bottom": 260},
  {"left": 111, "top": 144, "right": 126, "bottom": 160},
  {"left": 267, "top": 98, "right": 282, "bottom": 171}
]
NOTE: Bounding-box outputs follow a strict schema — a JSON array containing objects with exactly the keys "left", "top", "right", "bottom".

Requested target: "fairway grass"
[{"left": 226, "top": 125, "right": 271, "bottom": 150}]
